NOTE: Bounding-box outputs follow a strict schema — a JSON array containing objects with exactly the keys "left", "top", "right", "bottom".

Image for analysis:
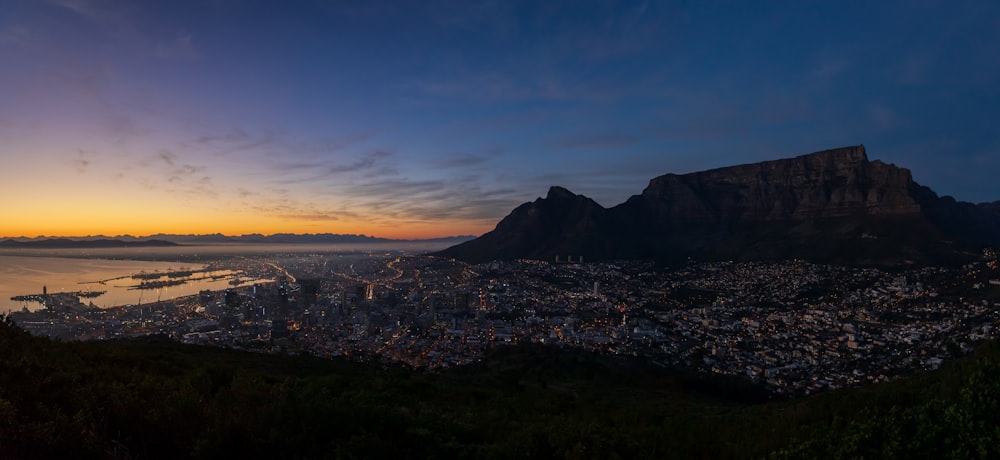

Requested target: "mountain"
[
  {"left": 443, "top": 186, "right": 611, "bottom": 262},
  {"left": 0, "top": 238, "right": 178, "bottom": 249},
  {"left": 437, "top": 145, "right": 1000, "bottom": 265}
]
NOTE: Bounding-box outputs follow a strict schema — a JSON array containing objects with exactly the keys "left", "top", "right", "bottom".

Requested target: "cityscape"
[
  {"left": 2, "top": 0, "right": 1000, "bottom": 456},
  {"left": 10, "top": 247, "right": 999, "bottom": 397}
]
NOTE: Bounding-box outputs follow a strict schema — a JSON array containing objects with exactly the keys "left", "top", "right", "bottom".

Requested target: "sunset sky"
[{"left": 1, "top": 0, "right": 998, "bottom": 239}]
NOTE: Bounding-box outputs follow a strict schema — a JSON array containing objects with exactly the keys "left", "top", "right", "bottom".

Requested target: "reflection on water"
[
  {"left": 0, "top": 242, "right": 454, "bottom": 260},
  {"left": 0, "top": 255, "right": 269, "bottom": 312},
  {"left": 0, "top": 242, "right": 452, "bottom": 313}
]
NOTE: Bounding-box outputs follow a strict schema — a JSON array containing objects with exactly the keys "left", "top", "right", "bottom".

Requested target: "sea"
[{"left": 0, "top": 242, "right": 451, "bottom": 313}]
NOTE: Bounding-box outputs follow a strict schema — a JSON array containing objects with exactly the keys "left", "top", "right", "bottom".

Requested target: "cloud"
[
  {"left": 106, "top": 115, "right": 149, "bottom": 146},
  {"left": 48, "top": 0, "right": 129, "bottom": 24},
  {"left": 427, "top": 147, "right": 506, "bottom": 169},
  {"left": 155, "top": 31, "right": 201, "bottom": 60},
  {"left": 190, "top": 128, "right": 291, "bottom": 159},
  {"left": 236, "top": 188, "right": 256, "bottom": 198},
  {"left": 157, "top": 151, "right": 177, "bottom": 167},
  {"left": 412, "top": 71, "right": 645, "bottom": 106},
  {"left": 326, "top": 172, "right": 530, "bottom": 225},
  {"left": 253, "top": 149, "right": 398, "bottom": 188},
  {"left": 248, "top": 198, "right": 364, "bottom": 222},
  {"left": 196, "top": 127, "right": 251, "bottom": 144},
  {"left": 402, "top": 1, "right": 674, "bottom": 106},
  {"left": 868, "top": 104, "right": 898, "bottom": 131},
  {"left": 274, "top": 161, "right": 325, "bottom": 172},
  {"left": 432, "top": 154, "right": 491, "bottom": 168},
  {"left": 71, "top": 149, "right": 94, "bottom": 173},
  {"left": 0, "top": 25, "right": 31, "bottom": 47},
  {"left": 327, "top": 151, "right": 391, "bottom": 174},
  {"left": 279, "top": 213, "right": 341, "bottom": 222},
  {"left": 129, "top": 150, "right": 213, "bottom": 199},
  {"left": 174, "top": 164, "right": 202, "bottom": 176},
  {"left": 549, "top": 132, "right": 637, "bottom": 150},
  {"left": 351, "top": 179, "right": 447, "bottom": 203},
  {"left": 810, "top": 55, "right": 852, "bottom": 83},
  {"left": 894, "top": 52, "right": 938, "bottom": 86}
]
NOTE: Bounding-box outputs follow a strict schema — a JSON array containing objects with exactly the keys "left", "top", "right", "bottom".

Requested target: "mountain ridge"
[
  {"left": 437, "top": 145, "right": 999, "bottom": 265},
  {"left": 0, "top": 238, "right": 179, "bottom": 249}
]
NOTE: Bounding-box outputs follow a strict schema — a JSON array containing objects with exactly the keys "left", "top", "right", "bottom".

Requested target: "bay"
[
  {"left": 0, "top": 242, "right": 454, "bottom": 313},
  {"left": 0, "top": 255, "right": 249, "bottom": 312}
]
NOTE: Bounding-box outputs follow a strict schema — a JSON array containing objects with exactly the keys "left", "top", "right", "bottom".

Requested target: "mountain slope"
[
  {"left": 3, "top": 315, "right": 1000, "bottom": 459},
  {"left": 435, "top": 186, "right": 612, "bottom": 263},
  {"left": 438, "top": 145, "right": 999, "bottom": 265}
]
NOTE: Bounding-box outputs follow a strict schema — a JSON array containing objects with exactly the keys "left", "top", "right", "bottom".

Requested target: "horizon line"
[{"left": 0, "top": 232, "right": 479, "bottom": 241}]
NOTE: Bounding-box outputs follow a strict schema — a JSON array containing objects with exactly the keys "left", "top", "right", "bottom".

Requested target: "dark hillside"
[{"left": 1, "top": 316, "right": 999, "bottom": 459}]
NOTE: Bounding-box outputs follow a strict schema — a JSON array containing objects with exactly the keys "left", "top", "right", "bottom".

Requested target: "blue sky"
[{"left": 0, "top": 0, "right": 997, "bottom": 238}]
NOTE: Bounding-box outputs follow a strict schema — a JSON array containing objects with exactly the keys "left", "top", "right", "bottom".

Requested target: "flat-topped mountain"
[{"left": 437, "top": 145, "right": 1000, "bottom": 265}]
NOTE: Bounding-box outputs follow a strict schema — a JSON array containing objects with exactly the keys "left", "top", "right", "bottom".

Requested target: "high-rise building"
[
  {"left": 224, "top": 289, "right": 240, "bottom": 315},
  {"left": 299, "top": 279, "right": 320, "bottom": 308}
]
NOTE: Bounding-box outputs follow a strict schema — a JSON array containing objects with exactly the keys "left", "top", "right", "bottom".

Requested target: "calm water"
[
  {"left": 0, "top": 256, "right": 254, "bottom": 312},
  {"left": 0, "top": 242, "right": 455, "bottom": 313}
]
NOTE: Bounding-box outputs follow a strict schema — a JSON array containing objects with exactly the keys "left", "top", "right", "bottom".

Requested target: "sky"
[{"left": 1, "top": 0, "right": 998, "bottom": 239}]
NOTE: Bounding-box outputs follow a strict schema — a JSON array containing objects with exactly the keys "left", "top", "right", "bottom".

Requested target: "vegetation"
[{"left": 1, "top": 314, "right": 999, "bottom": 459}]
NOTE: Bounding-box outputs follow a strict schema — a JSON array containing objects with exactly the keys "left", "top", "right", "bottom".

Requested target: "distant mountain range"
[
  {"left": 0, "top": 234, "right": 476, "bottom": 248},
  {"left": 0, "top": 238, "right": 179, "bottom": 249},
  {"left": 436, "top": 145, "right": 1000, "bottom": 266}
]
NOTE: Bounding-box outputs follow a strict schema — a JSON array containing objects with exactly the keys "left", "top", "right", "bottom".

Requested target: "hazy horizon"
[{"left": 0, "top": 232, "right": 478, "bottom": 240}]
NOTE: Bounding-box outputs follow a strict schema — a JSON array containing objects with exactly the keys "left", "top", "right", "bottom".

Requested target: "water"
[
  {"left": 0, "top": 242, "right": 455, "bottom": 312},
  {"left": 0, "top": 256, "right": 241, "bottom": 312}
]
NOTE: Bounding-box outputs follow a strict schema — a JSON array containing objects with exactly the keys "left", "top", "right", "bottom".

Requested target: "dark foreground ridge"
[
  {"left": 437, "top": 145, "right": 1000, "bottom": 265},
  {"left": 1, "top": 316, "right": 999, "bottom": 459}
]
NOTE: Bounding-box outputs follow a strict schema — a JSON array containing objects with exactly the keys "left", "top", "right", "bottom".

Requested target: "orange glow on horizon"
[
  {"left": 0, "top": 219, "right": 489, "bottom": 240},
  {"left": 0, "top": 156, "right": 494, "bottom": 241}
]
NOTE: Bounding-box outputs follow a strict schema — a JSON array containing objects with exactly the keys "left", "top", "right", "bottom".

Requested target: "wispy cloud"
[
  {"left": 124, "top": 149, "right": 216, "bottom": 201},
  {"left": 0, "top": 25, "right": 31, "bottom": 47},
  {"left": 868, "top": 104, "right": 898, "bottom": 131},
  {"left": 195, "top": 127, "right": 251, "bottom": 144},
  {"left": 432, "top": 154, "right": 491, "bottom": 168},
  {"left": 195, "top": 130, "right": 276, "bottom": 157},
  {"left": 548, "top": 132, "right": 637, "bottom": 150},
  {"left": 809, "top": 51, "right": 852, "bottom": 84},
  {"left": 71, "top": 149, "right": 94, "bottom": 173},
  {"left": 279, "top": 212, "right": 341, "bottom": 222},
  {"left": 48, "top": 0, "right": 130, "bottom": 25},
  {"left": 157, "top": 151, "right": 177, "bottom": 167},
  {"left": 155, "top": 31, "right": 201, "bottom": 60},
  {"left": 893, "top": 51, "right": 938, "bottom": 86},
  {"left": 327, "top": 151, "right": 393, "bottom": 174},
  {"left": 402, "top": 1, "right": 674, "bottom": 105},
  {"left": 106, "top": 115, "right": 148, "bottom": 146},
  {"left": 273, "top": 161, "right": 325, "bottom": 172}
]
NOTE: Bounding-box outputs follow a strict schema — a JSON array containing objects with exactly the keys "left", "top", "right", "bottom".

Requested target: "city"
[{"left": 10, "top": 248, "right": 1000, "bottom": 397}]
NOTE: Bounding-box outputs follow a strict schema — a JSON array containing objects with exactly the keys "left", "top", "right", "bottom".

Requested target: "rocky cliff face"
[
  {"left": 436, "top": 146, "right": 998, "bottom": 265},
  {"left": 626, "top": 145, "right": 920, "bottom": 225}
]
